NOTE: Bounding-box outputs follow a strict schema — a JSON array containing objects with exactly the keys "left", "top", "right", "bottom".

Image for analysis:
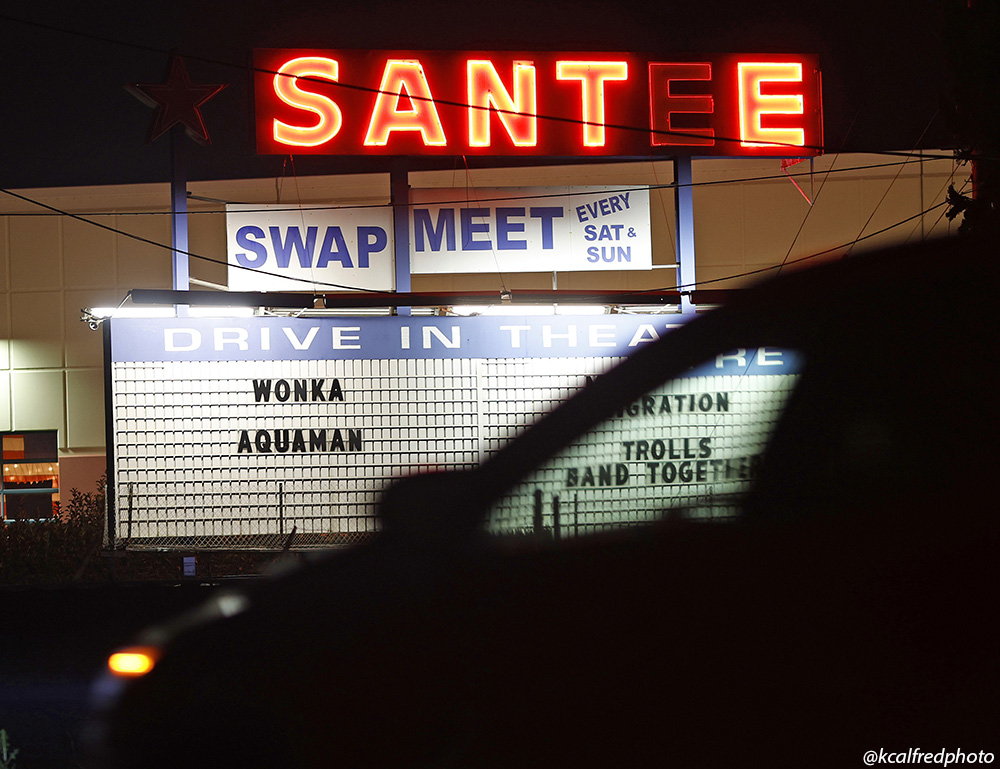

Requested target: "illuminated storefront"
[
  {"left": 0, "top": 46, "right": 962, "bottom": 546},
  {"left": 1, "top": 432, "right": 60, "bottom": 521}
]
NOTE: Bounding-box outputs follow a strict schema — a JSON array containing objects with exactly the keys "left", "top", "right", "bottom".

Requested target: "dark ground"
[{"left": 1, "top": 580, "right": 227, "bottom": 768}]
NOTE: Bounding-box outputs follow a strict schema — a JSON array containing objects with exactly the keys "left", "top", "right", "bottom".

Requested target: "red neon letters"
[
  {"left": 737, "top": 62, "right": 806, "bottom": 147},
  {"left": 364, "top": 60, "right": 447, "bottom": 146},
  {"left": 254, "top": 50, "right": 822, "bottom": 157},
  {"left": 554, "top": 61, "right": 630, "bottom": 147},
  {"left": 272, "top": 57, "right": 343, "bottom": 147},
  {"left": 468, "top": 60, "right": 537, "bottom": 147}
]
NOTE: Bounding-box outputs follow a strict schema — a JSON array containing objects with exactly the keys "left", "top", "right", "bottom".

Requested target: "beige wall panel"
[
  {"left": 411, "top": 273, "right": 457, "bottom": 292},
  {"left": 696, "top": 263, "right": 780, "bottom": 291},
  {"left": 789, "top": 179, "right": 863, "bottom": 260},
  {"left": 66, "top": 368, "right": 106, "bottom": 450},
  {"left": 484, "top": 273, "right": 555, "bottom": 291},
  {"left": 922, "top": 203, "right": 958, "bottom": 239},
  {"left": 4, "top": 183, "right": 168, "bottom": 214},
  {"left": 642, "top": 267, "right": 679, "bottom": 291},
  {"left": 411, "top": 161, "right": 674, "bottom": 190},
  {"left": 64, "top": 215, "right": 116, "bottom": 288},
  {"left": 0, "top": 293, "right": 9, "bottom": 370},
  {"left": 554, "top": 272, "right": 649, "bottom": 291},
  {"left": 693, "top": 184, "right": 744, "bottom": 271},
  {"left": 0, "top": 216, "right": 8, "bottom": 292},
  {"left": 191, "top": 173, "right": 391, "bottom": 207},
  {"left": 742, "top": 180, "right": 816, "bottom": 265},
  {"left": 411, "top": 162, "right": 675, "bottom": 196},
  {"left": 11, "top": 292, "right": 63, "bottom": 369},
  {"left": 645, "top": 161, "right": 676, "bottom": 188},
  {"left": 920, "top": 164, "right": 959, "bottom": 202},
  {"left": 921, "top": 158, "right": 962, "bottom": 239},
  {"left": 65, "top": 290, "right": 118, "bottom": 368},
  {"left": 188, "top": 208, "right": 228, "bottom": 286},
  {"left": 617, "top": 268, "right": 677, "bottom": 291},
  {"left": 857, "top": 176, "right": 923, "bottom": 251},
  {"left": 743, "top": 261, "right": 799, "bottom": 282},
  {"left": 550, "top": 271, "right": 679, "bottom": 292},
  {"left": 11, "top": 370, "right": 66, "bottom": 443},
  {"left": 553, "top": 272, "right": 622, "bottom": 291},
  {"left": 648, "top": 188, "right": 677, "bottom": 268},
  {"left": 115, "top": 213, "right": 172, "bottom": 289},
  {"left": 920, "top": 181, "right": 958, "bottom": 239},
  {"left": 10, "top": 215, "right": 61, "bottom": 291},
  {"left": 0, "top": 371, "right": 10, "bottom": 431}
]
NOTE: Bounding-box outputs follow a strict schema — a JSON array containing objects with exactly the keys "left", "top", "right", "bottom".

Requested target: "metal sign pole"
[
  {"left": 171, "top": 125, "right": 190, "bottom": 315},
  {"left": 675, "top": 156, "right": 697, "bottom": 315}
]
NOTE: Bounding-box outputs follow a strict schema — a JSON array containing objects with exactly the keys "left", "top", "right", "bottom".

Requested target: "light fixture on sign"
[
  {"left": 87, "top": 306, "right": 255, "bottom": 318},
  {"left": 87, "top": 307, "right": 176, "bottom": 319},
  {"left": 84, "top": 305, "right": 255, "bottom": 329},
  {"left": 449, "top": 304, "right": 609, "bottom": 316}
]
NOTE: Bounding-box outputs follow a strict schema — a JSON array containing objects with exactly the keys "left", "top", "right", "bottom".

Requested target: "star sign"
[{"left": 130, "top": 55, "right": 227, "bottom": 144}]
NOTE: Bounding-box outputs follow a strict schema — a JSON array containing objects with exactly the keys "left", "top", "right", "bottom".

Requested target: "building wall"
[
  {"left": 0, "top": 154, "right": 961, "bottom": 496},
  {"left": 691, "top": 153, "right": 959, "bottom": 288}
]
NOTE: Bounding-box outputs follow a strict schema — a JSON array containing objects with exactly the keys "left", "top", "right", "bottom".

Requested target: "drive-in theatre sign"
[
  {"left": 253, "top": 50, "right": 823, "bottom": 156},
  {"left": 103, "top": 49, "right": 821, "bottom": 551},
  {"left": 106, "top": 316, "right": 798, "bottom": 549}
]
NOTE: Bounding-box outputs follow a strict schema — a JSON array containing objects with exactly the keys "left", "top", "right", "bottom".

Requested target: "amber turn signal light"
[{"left": 107, "top": 647, "right": 160, "bottom": 677}]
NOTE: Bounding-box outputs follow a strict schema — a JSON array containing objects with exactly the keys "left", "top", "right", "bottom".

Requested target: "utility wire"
[
  {"left": 905, "top": 172, "right": 967, "bottom": 243},
  {"left": 0, "top": 12, "right": 961, "bottom": 159},
  {"left": 845, "top": 111, "right": 940, "bottom": 257},
  {"left": 0, "top": 157, "right": 956, "bottom": 218},
  {"left": 0, "top": 187, "right": 389, "bottom": 293},
  {"left": 669, "top": 199, "right": 950, "bottom": 293},
  {"left": 0, "top": 184, "right": 953, "bottom": 299},
  {"left": 770, "top": 111, "right": 861, "bottom": 275},
  {"left": 0, "top": 13, "right": 970, "bottom": 294}
]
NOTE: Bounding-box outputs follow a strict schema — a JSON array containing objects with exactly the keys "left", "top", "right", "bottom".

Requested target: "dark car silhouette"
[{"left": 87, "top": 234, "right": 1000, "bottom": 769}]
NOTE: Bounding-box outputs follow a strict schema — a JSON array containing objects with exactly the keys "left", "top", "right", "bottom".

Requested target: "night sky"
[{"left": 0, "top": 0, "right": 957, "bottom": 190}]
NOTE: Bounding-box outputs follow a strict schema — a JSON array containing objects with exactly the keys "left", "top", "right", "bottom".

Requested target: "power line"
[
  {"left": 0, "top": 12, "right": 959, "bottom": 159},
  {"left": 0, "top": 13, "right": 967, "bottom": 295},
  {"left": 0, "top": 184, "right": 954, "bottom": 298},
  {"left": 0, "top": 187, "right": 385, "bottom": 293},
  {"left": 0, "top": 156, "right": 958, "bottom": 218},
  {"left": 845, "top": 112, "right": 940, "bottom": 257},
  {"left": 670, "top": 200, "right": 950, "bottom": 293}
]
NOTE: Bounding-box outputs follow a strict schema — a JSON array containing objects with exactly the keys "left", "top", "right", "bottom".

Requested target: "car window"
[{"left": 483, "top": 349, "right": 801, "bottom": 537}]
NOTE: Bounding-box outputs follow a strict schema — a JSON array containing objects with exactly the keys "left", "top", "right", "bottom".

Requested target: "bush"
[
  {"left": 0, "top": 478, "right": 106, "bottom": 585},
  {"left": 0, "top": 476, "right": 277, "bottom": 584}
]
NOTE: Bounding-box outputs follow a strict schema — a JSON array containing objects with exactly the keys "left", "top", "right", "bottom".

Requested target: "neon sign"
[{"left": 253, "top": 50, "right": 822, "bottom": 157}]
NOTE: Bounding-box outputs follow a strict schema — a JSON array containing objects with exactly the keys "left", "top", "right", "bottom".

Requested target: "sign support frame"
[
  {"left": 391, "top": 164, "right": 412, "bottom": 315},
  {"left": 674, "top": 156, "right": 697, "bottom": 315}
]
